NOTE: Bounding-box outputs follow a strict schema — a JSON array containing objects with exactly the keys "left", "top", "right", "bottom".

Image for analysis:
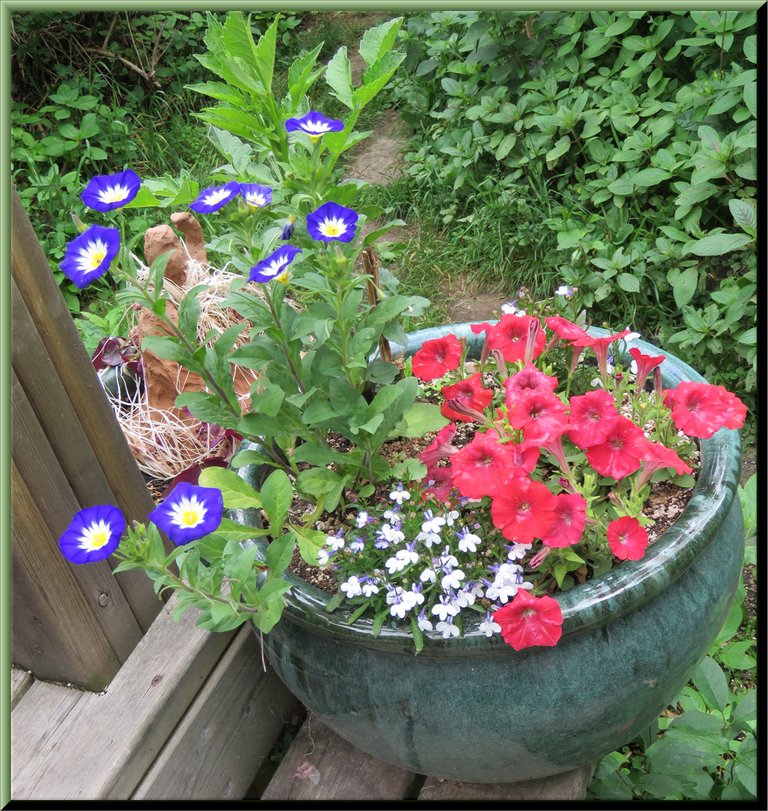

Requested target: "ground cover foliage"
[{"left": 393, "top": 10, "right": 757, "bottom": 420}]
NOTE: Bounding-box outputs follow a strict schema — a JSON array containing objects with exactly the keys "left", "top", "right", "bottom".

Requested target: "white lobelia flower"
[
  {"left": 397, "top": 546, "right": 420, "bottom": 566},
  {"left": 436, "top": 619, "right": 460, "bottom": 639},
  {"left": 326, "top": 533, "right": 345, "bottom": 552},
  {"left": 431, "top": 596, "right": 460, "bottom": 622},
  {"left": 416, "top": 529, "right": 442, "bottom": 548},
  {"left": 361, "top": 579, "right": 380, "bottom": 597},
  {"left": 380, "top": 523, "right": 405, "bottom": 545},
  {"left": 457, "top": 527, "right": 482, "bottom": 554},
  {"left": 421, "top": 510, "right": 446, "bottom": 535},
  {"left": 385, "top": 555, "right": 408, "bottom": 575},
  {"left": 389, "top": 484, "right": 411, "bottom": 505},
  {"left": 383, "top": 509, "right": 401, "bottom": 525},
  {"left": 441, "top": 568, "right": 466, "bottom": 591},
  {"left": 444, "top": 509, "right": 460, "bottom": 527},
  {"left": 479, "top": 612, "right": 502, "bottom": 637},
  {"left": 317, "top": 548, "right": 332, "bottom": 567},
  {"left": 506, "top": 542, "right": 533, "bottom": 561},
  {"left": 439, "top": 551, "right": 459, "bottom": 569},
  {"left": 417, "top": 611, "right": 433, "bottom": 632},
  {"left": 355, "top": 511, "right": 370, "bottom": 529},
  {"left": 420, "top": 566, "right": 437, "bottom": 583},
  {"left": 340, "top": 576, "right": 363, "bottom": 598},
  {"left": 402, "top": 587, "right": 424, "bottom": 609}
]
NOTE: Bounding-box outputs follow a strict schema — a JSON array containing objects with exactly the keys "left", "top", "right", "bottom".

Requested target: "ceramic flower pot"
[{"left": 241, "top": 324, "right": 744, "bottom": 783}]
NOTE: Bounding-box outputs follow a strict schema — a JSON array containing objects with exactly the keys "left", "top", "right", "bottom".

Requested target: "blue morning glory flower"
[
  {"left": 59, "top": 224, "right": 120, "bottom": 289},
  {"left": 148, "top": 482, "right": 223, "bottom": 545},
  {"left": 285, "top": 111, "right": 344, "bottom": 140},
  {"left": 306, "top": 201, "right": 358, "bottom": 243},
  {"left": 190, "top": 181, "right": 240, "bottom": 214},
  {"left": 58, "top": 505, "right": 126, "bottom": 564},
  {"left": 240, "top": 183, "right": 272, "bottom": 208},
  {"left": 81, "top": 169, "right": 141, "bottom": 212},
  {"left": 249, "top": 245, "right": 302, "bottom": 284}
]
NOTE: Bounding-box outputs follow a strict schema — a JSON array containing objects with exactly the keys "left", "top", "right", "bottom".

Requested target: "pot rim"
[{"left": 235, "top": 323, "right": 742, "bottom": 655}]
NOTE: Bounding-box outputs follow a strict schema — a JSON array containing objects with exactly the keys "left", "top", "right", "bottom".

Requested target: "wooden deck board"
[
  {"left": 133, "top": 627, "right": 296, "bottom": 800},
  {"left": 261, "top": 719, "right": 423, "bottom": 801},
  {"left": 11, "top": 595, "right": 235, "bottom": 800},
  {"left": 11, "top": 667, "right": 34, "bottom": 709},
  {"left": 418, "top": 763, "right": 596, "bottom": 800}
]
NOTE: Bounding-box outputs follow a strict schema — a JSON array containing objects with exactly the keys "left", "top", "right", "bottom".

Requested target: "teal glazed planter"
[{"left": 243, "top": 324, "right": 744, "bottom": 783}]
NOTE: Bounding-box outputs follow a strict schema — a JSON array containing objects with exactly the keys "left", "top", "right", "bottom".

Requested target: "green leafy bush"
[{"left": 395, "top": 10, "right": 756, "bottom": 413}]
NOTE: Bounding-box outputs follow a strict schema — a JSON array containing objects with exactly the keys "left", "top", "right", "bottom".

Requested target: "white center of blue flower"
[
  {"left": 301, "top": 119, "right": 332, "bottom": 135},
  {"left": 202, "top": 188, "right": 232, "bottom": 207},
  {"left": 318, "top": 217, "right": 348, "bottom": 238},
  {"left": 168, "top": 496, "right": 207, "bottom": 529},
  {"left": 97, "top": 184, "right": 131, "bottom": 204},
  {"left": 77, "top": 239, "right": 109, "bottom": 271},
  {"left": 245, "top": 191, "right": 268, "bottom": 207},
  {"left": 78, "top": 520, "right": 112, "bottom": 551}
]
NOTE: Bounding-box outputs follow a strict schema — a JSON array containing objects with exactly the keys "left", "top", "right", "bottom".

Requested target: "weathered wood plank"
[
  {"left": 11, "top": 667, "right": 34, "bottom": 709},
  {"left": 11, "top": 276, "right": 164, "bottom": 620},
  {"left": 11, "top": 594, "right": 235, "bottom": 801},
  {"left": 11, "top": 188, "right": 160, "bottom": 631},
  {"left": 12, "top": 373, "right": 144, "bottom": 677},
  {"left": 261, "top": 719, "right": 422, "bottom": 801},
  {"left": 418, "top": 763, "right": 596, "bottom": 801},
  {"left": 133, "top": 627, "right": 296, "bottom": 800},
  {"left": 12, "top": 679, "right": 87, "bottom": 793},
  {"left": 11, "top": 459, "right": 126, "bottom": 689}
]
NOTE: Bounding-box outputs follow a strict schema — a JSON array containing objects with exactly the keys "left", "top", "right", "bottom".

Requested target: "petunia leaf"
[
  {"left": 359, "top": 16, "right": 403, "bottom": 67},
  {"left": 325, "top": 47, "right": 354, "bottom": 109}
]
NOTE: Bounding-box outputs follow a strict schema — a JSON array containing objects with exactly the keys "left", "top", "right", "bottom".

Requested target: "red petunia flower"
[
  {"left": 507, "top": 390, "right": 568, "bottom": 443},
  {"left": 494, "top": 589, "right": 563, "bottom": 650},
  {"left": 573, "top": 329, "right": 632, "bottom": 382},
  {"left": 636, "top": 440, "right": 692, "bottom": 489},
  {"left": 629, "top": 347, "right": 665, "bottom": 394},
  {"left": 541, "top": 492, "right": 587, "bottom": 548},
  {"left": 411, "top": 334, "right": 463, "bottom": 382},
  {"left": 423, "top": 465, "right": 454, "bottom": 502},
  {"left": 567, "top": 390, "right": 620, "bottom": 449},
  {"left": 607, "top": 516, "right": 648, "bottom": 561},
  {"left": 665, "top": 382, "right": 746, "bottom": 438},
  {"left": 545, "top": 316, "right": 591, "bottom": 345},
  {"left": 585, "top": 416, "right": 647, "bottom": 480},
  {"left": 419, "top": 423, "right": 459, "bottom": 468},
  {"left": 472, "top": 314, "right": 546, "bottom": 364},
  {"left": 504, "top": 364, "right": 558, "bottom": 406},
  {"left": 490, "top": 476, "right": 558, "bottom": 542},
  {"left": 451, "top": 432, "right": 522, "bottom": 499},
  {"left": 441, "top": 373, "right": 493, "bottom": 423}
]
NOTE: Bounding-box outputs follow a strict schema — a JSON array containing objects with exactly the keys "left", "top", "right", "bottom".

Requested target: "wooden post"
[{"left": 11, "top": 187, "right": 163, "bottom": 689}]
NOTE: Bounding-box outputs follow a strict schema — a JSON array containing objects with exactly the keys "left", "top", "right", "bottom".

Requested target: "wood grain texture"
[
  {"left": 261, "top": 719, "right": 422, "bottom": 801},
  {"left": 12, "top": 374, "right": 143, "bottom": 669},
  {"left": 11, "top": 187, "right": 161, "bottom": 631},
  {"left": 418, "top": 763, "right": 596, "bottom": 800},
  {"left": 133, "top": 627, "right": 297, "bottom": 800},
  {"left": 11, "top": 458, "right": 125, "bottom": 689},
  {"left": 10, "top": 276, "right": 162, "bottom": 619},
  {"left": 12, "top": 680, "right": 88, "bottom": 794},
  {"left": 11, "top": 667, "right": 34, "bottom": 709},
  {"left": 10, "top": 594, "right": 235, "bottom": 801}
]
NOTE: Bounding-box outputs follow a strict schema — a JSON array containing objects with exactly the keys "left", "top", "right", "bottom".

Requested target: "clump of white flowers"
[{"left": 318, "top": 483, "right": 534, "bottom": 650}]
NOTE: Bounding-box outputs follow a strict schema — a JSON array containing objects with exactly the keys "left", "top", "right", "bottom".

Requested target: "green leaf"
[
  {"left": 742, "top": 82, "right": 756, "bottom": 118},
  {"left": 199, "top": 467, "right": 263, "bottom": 510},
  {"left": 608, "top": 176, "right": 634, "bottom": 196},
  {"left": 177, "top": 284, "right": 205, "bottom": 344},
  {"left": 287, "top": 42, "right": 324, "bottom": 106},
  {"left": 395, "top": 402, "right": 449, "bottom": 438},
  {"left": 325, "top": 47, "right": 354, "bottom": 109},
  {"left": 691, "top": 656, "right": 728, "bottom": 712},
  {"left": 616, "top": 273, "right": 640, "bottom": 293},
  {"left": 604, "top": 16, "right": 635, "bottom": 37},
  {"left": 174, "top": 391, "right": 234, "bottom": 428},
  {"left": 251, "top": 14, "right": 279, "bottom": 93},
  {"left": 743, "top": 35, "right": 756, "bottom": 63},
  {"left": 289, "top": 523, "right": 327, "bottom": 566},
  {"left": 359, "top": 16, "right": 403, "bottom": 67},
  {"left": 260, "top": 469, "right": 292, "bottom": 530},
  {"left": 733, "top": 735, "right": 756, "bottom": 795},
  {"left": 685, "top": 233, "right": 753, "bottom": 257},
  {"left": 671, "top": 266, "right": 698, "bottom": 308},
  {"left": 717, "top": 640, "right": 755, "bottom": 670},
  {"left": 354, "top": 51, "right": 406, "bottom": 108},
  {"left": 545, "top": 135, "right": 571, "bottom": 163},
  {"left": 266, "top": 531, "right": 295, "bottom": 575},
  {"left": 631, "top": 167, "right": 671, "bottom": 187},
  {"left": 729, "top": 198, "right": 756, "bottom": 235},
  {"left": 212, "top": 518, "right": 268, "bottom": 542}
]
